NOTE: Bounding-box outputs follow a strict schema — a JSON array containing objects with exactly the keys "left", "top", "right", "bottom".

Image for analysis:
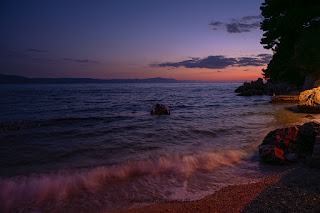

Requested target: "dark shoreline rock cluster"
[
  {"left": 259, "top": 122, "right": 320, "bottom": 165},
  {"left": 235, "top": 78, "right": 299, "bottom": 96},
  {"left": 236, "top": 77, "right": 320, "bottom": 113}
]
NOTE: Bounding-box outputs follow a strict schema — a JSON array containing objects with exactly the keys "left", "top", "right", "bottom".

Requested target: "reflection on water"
[
  {"left": 271, "top": 105, "right": 319, "bottom": 128},
  {"left": 0, "top": 83, "right": 314, "bottom": 212}
]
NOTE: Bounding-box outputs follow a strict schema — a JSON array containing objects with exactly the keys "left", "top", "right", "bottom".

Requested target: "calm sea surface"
[{"left": 0, "top": 83, "right": 314, "bottom": 212}]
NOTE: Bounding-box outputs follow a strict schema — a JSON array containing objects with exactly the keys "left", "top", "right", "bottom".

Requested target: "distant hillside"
[
  {"left": 0, "top": 74, "right": 31, "bottom": 84},
  {"left": 0, "top": 74, "right": 193, "bottom": 84}
]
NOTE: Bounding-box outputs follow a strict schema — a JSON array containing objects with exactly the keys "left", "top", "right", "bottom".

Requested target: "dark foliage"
[{"left": 260, "top": 0, "right": 320, "bottom": 86}]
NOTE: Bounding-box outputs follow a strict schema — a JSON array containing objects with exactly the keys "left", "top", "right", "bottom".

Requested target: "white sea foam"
[{"left": 0, "top": 146, "right": 254, "bottom": 212}]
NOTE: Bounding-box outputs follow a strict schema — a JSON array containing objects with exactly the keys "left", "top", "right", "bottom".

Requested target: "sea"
[{"left": 0, "top": 82, "right": 316, "bottom": 212}]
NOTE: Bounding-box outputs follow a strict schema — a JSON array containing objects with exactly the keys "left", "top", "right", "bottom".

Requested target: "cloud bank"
[
  {"left": 151, "top": 54, "right": 272, "bottom": 69},
  {"left": 210, "top": 15, "right": 263, "bottom": 33},
  {"left": 61, "top": 58, "right": 100, "bottom": 64}
]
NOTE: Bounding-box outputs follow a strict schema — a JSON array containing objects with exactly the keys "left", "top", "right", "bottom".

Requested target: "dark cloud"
[
  {"left": 241, "top": 15, "right": 263, "bottom": 21},
  {"left": 61, "top": 58, "right": 100, "bottom": 64},
  {"left": 256, "top": 54, "right": 273, "bottom": 63},
  {"left": 226, "top": 21, "right": 260, "bottom": 33},
  {"left": 151, "top": 54, "right": 272, "bottom": 70},
  {"left": 209, "top": 21, "right": 223, "bottom": 26},
  {"left": 237, "top": 56, "right": 269, "bottom": 66},
  {"left": 211, "top": 15, "right": 263, "bottom": 33},
  {"left": 152, "top": 56, "right": 237, "bottom": 69},
  {"left": 26, "top": 48, "right": 48, "bottom": 53},
  {"left": 257, "top": 53, "right": 273, "bottom": 58}
]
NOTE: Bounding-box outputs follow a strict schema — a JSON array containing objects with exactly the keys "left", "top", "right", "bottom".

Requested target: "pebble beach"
[{"left": 117, "top": 164, "right": 320, "bottom": 213}]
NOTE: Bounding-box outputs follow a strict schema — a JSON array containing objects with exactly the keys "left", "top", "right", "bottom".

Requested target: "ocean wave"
[{"left": 0, "top": 146, "right": 255, "bottom": 212}]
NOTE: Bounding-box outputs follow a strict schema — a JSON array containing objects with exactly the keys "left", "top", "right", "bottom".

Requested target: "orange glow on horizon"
[
  {"left": 95, "top": 64, "right": 267, "bottom": 82},
  {"left": 149, "top": 66, "right": 266, "bottom": 82}
]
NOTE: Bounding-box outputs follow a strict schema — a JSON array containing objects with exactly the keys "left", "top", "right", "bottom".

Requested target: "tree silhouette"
[{"left": 260, "top": 0, "right": 320, "bottom": 86}]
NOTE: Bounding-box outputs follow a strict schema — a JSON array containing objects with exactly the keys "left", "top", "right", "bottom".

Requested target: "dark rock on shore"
[
  {"left": 271, "top": 95, "right": 299, "bottom": 104},
  {"left": 298, "top": 122, "right": 320, "bottom": 159},
  {"left": 235, "top": 78, "right": 265, "bottom": 96},
  {"left": 259, "top": 122, "right": 320, "bottom": 164},
  {"left": 235, "top": 78, "right": 299, "bottom": 96}
]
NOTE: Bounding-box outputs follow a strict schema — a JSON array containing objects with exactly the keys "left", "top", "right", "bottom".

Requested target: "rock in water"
[
  {"left": 259, "top": 122, "right": 320, "bottom": 164},
  {"left": 235, "top": 78, "right": 265, "bottom": 96},
  {"left": 299, "top": 87, "right": 320, "bottom": 113}
]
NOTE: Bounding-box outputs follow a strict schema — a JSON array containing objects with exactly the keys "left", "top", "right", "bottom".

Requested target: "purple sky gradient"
[{"left": 0, "top": 0, "right": 272, "bottom": 81}]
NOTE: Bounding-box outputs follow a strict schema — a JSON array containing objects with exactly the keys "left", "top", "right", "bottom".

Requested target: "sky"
[{"left": 0, "top": 0, "right": 273, "bottom": 81}]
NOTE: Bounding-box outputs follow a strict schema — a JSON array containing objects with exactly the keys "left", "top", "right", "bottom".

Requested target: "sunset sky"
[{"left": 1, "top": 0, "right": 273, "bottom": 81}]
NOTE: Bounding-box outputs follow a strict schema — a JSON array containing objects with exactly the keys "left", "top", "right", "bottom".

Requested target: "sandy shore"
[{"left": 114, "top": 164, "right": 320, "bottom": 213}]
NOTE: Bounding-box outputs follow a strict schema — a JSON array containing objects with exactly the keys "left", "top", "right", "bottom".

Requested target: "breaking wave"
[{"left": 0, "top": 146, "right": 254, "bottom": 212}]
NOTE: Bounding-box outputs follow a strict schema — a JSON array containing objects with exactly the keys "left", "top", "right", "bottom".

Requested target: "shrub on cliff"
[{"left": 260, "top": 0, "right": 320, "bottom": 86}]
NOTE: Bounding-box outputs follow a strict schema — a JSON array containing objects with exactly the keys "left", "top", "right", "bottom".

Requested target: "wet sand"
[{"left": 115, "top": 164, "right": 320, "bottom": 213}]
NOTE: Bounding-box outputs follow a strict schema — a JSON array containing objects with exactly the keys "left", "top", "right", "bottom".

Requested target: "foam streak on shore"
[{"left": 0, "top": 147, "right": 253, "bottom": 212}]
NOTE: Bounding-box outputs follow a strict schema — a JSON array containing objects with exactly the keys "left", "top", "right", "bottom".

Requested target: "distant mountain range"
[{"left": 0, "top": 74, "right": 198, "bottom": 84}]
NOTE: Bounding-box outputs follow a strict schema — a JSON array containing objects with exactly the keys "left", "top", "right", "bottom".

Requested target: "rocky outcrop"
[
  {"left": 271, "top": 95, "right": 299, "bottom": 104},
  {"left": 298, "top": 87, "right": 320, "bottom": 113},
  {"left": 264, "top": 82, "right": 299, "bottom": 96},
  {"left": 235, "top": 78, "right": 265, "bottom": 96},
  {"left": 259, "top": 122, "right": 320, "bottom": 164},
  {"left": 235, "top": 78, "right": 299, "bottom": 96}
]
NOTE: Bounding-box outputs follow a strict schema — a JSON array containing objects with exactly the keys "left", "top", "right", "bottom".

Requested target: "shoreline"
[{"left": 114, "top": 164, "right": 320, "bottom": 213}]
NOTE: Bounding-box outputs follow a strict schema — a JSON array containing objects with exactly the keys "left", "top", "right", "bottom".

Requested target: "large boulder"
[
  {"left": 299, "top": 87, "right": 320, "bottom": 113},
  {"left": 259, "top": 122, "right": 320, "bottom": 164},
  {"left": 297, "top": 122, "right": 320, "bottom": 158},
  {"left": 235, "top": 78, "right": 265, "bottom": 96}
]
